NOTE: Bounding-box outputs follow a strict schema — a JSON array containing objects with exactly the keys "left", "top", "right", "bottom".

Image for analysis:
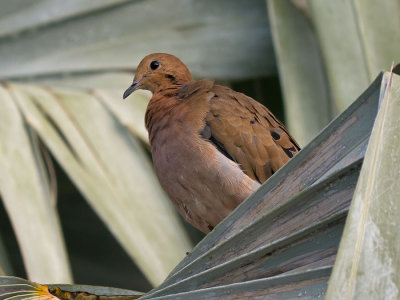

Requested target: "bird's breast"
[
  {"left": 144, "top": 89, "right": 261, "bottom": 232},
  {"left": 149, "top": 122, "right": 260, "bottom": 233}
]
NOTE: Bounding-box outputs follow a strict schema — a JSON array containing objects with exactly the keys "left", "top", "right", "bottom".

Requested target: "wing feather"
[{"left": 204, "top": 85, "right": 300, "bottom": 183}]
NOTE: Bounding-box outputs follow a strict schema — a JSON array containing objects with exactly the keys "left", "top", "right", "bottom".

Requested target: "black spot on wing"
[
  {"left": 282, "top": 146, "right": 297, "bottom": 158},
  {"left": 270, "top": 130, "right": 280, "bottom": 140},
  {"left": 279, "top": 125, "right": 301, "bottom": 151}
]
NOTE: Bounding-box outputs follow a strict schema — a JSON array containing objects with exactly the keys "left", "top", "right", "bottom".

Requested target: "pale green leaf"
[
  {"left": 34, "top": 72, "right": 135, "bottom": 90},
  {"left": 0, "top": 0, "right": 131, "bottom": 38},
  {"left": 0, "top": 0, "right": 274, "bottom": 80},
  {"left": 8, "top": 83, "right": 191, "bottom": 286},
  {"left": 0, "top": 85, "right": 72, "bottom": 283},
  {"left": 30, "top": 72, "right": 151, "bottom": 144},
  {"left": 307, "top": 0, "right": 400, "bottom": 113},
  {"left": 352, "top": 0, "right": 400, "bottom": 78},
  {"left": 326, "top": 72, "right": 400, "bottom": 299},
  {"left": 268, "top": 0, "right": 331, "bottom": 146},
  {"left": 96, "top": 88, "right": 151, "bottom": 145},
  {"left": 307, "top": 0, "right": 370, "bottom": 112}
]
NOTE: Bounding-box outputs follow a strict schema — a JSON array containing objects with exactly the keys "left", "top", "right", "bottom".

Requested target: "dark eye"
[{"left": 150, "top": 60, "right": 160, "bottom": 70}]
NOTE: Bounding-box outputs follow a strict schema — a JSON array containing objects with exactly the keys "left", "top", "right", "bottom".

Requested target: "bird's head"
[{"left": 123, "top": 53, "right": 193, "bottom": 99}]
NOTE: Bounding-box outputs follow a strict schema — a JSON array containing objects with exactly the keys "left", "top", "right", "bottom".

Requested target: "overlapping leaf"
[
  {"left": 0, "top": 85, "right": 71, "bottom": 283},
  {"left": 326, "top": 71, "right": 400, "bottom": 299},
  {"left": 0, "top": 82, "right": 192, "bottom": 286},
  {"left": 308, "top": 0, "right": 400, "bottom": 111},
  {"left": 0, "top": 0, "right": 274, "bottom": 80},
  {"left": 268, "top": 0, "right": 331, "bottom": 145},
  {"left": 269, "top": 0, "right": 400, "bottom": 145}
]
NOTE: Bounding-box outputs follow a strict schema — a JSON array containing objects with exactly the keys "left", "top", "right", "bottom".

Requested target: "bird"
[{"left": 123, "top": 53, "right": 300, "bottom": 233}]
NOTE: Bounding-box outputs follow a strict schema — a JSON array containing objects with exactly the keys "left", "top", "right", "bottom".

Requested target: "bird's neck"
[
  {"left": 152, "top": 79, "right": 192, "bottom": 94},
  {"left": 145, "top": 80, "right": 210, "bottom": 147},
  {"left": 145, "top": 89, "right": 181, "bottom": 145}
]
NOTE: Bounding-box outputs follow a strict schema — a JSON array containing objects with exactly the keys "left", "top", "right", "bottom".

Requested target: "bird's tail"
[{"left": 0, "top": 277, "right": 143, "bottom": 300}]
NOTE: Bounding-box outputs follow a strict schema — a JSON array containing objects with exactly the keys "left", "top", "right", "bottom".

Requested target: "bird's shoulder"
[{"left": 178, "top": 79, "right": 215, "bottom": 99}]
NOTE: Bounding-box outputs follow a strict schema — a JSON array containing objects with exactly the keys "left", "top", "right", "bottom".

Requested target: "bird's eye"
[{"left": 150, "top": 60, "right": 160, "bottom": 70}]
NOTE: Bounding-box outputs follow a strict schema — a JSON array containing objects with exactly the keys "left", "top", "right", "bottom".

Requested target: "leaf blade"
[
  {"left": 0, "top": 85, "right": 72, "bottom": 283},
  {"left": 10, "top": 83, "right": 191, "bottom": 286},
  {"left": 326, "top": 72, "right": 400, "bottom": 299},
  {"left": 158, "top": 73, "right": 382, "bottom": 289},
  {"left": 268, "top": 0, "right": 331, "bottom": 145},
  {"left": 0, "top": 0, "right": 274, "bottom": 80}
]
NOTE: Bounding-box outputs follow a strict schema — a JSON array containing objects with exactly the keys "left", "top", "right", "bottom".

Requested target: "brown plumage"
[{"left": 123, "top": 53, "right": 300, "bottom": 233}]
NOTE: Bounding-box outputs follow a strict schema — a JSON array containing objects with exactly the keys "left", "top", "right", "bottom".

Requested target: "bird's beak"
[{"left": 123, "top": 80, "right": 140, "bottom": 99}]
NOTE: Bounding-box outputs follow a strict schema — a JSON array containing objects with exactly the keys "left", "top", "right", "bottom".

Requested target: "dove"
[{"left": 123, "top": 53, "right": 300, "bottom": 233}]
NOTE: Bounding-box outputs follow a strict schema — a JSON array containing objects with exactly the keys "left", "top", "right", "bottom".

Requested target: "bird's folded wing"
[{"left": 204, "top": 85, "right": 300, "bottom": 183}]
